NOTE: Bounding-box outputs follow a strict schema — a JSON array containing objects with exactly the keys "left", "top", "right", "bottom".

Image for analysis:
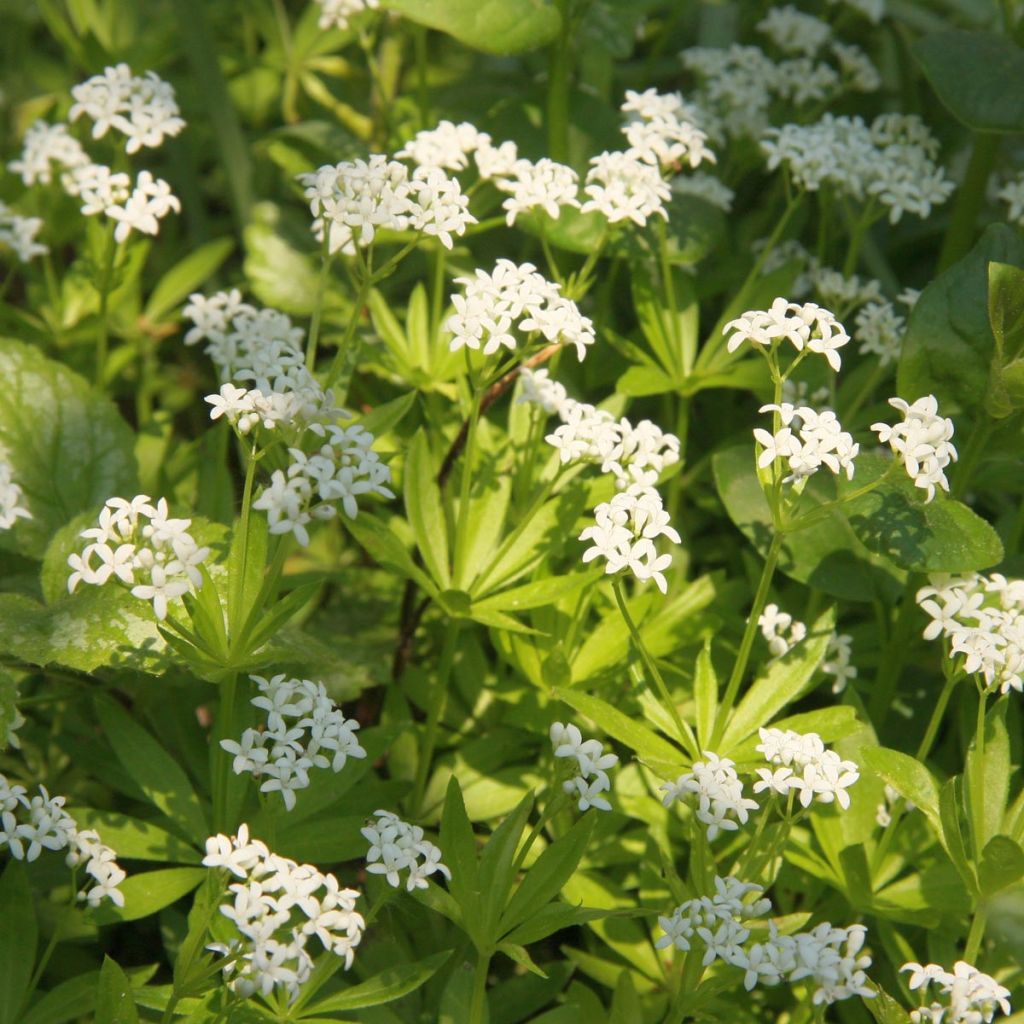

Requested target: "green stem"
[
  {"left": 971, "top": 687, "right": 987, "bottom": 861},
  {"left": 612, "top": 578, "right": 699, "bottom": 757},
  {"left": 546, "top": 2, "right": 571, "bottom": 164},
  {"left": 305, "top": 234, "right": 333, "bottom": 371},
  {"left": 324, "top": 262, "right": 371, "bottom": 393},
  {"left": 939, "top": 133, "right": 999, "bottom": 272},
  {"left": 230, "top": 443, "right": 259, "bottom": 641},
  {"left": 513, "top": 790, "right": 568, "bottom": 874},
  {"left": 657, "top": 218, "right": 684, "bottom": 376},
  {"left": 713, "top": 532, "right": 784, "bottom": 745},
  {"left": 94, "top": 226, "right": 120, "bottom": 386},
  {"left": 411, "top": 620, "right": 461, "bottom": 816},
  {"left": 963, "top": 907, "right": 988, "bottom": 962},
  {"left": 469, "top": 951, "right": 492, "bottom": 1024},
  {"left": 452, "top": 369, "right": 482, "bottom": 587},
  {"left": 212, "top": 672, "right": 238, "bottom": 831},
  {"left": 786, "top": 463, "right": 897, "bottom": 532}
]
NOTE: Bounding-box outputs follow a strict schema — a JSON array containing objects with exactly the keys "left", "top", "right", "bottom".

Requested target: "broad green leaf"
[
  {"left": 913, "top": 31, "right": 1024, "bottom": 133},
  {"left": 91, "top": 867, "right": 207, "bottom": 925},
  {"left": 143, "top": 238, "right": 234, "bottom": 322},
  {"left": 861, "top": 747, "right": 942, "bottom": 837},
  {"left": 713, "top": 445, "right": 903, "bottom": 603},
  {"left": 500, "top": 814, "right": 596, "bottom": 936},
  {"left": 67, "top": 808, "right": 202, "bottom": 864},
  {"left": 661, "top": 192, "right": 727, "bottom": 268},
  {"left": 382, "top": 0, "right": 561, "bottom": 54},
  {"left": 0, "top": 861, "right": 36, "bottom": 1024},
  {"left": 271, "top": 814, "right": 366, "bottom": 864},
  {"left": 617, "top": 364, "right": 676, "bottom": 398},
  {"left": 979, "top": 835, "right": 1024, "bottom": 895},
  {"left": 839, "top": 455, "right": 1003, "bottom": 573},
  {"left": 460, "top": 475, "right": 512, "bottom": 594},
  {"left": 94, "top": 697, "right": 209, "bottom": 842},
  {"left": 609, "top": 969, "right": 643, "bottom": 1024},
  {"left": 693, "top": 639, "right": 717, "bottom": 750},
  {"left": 95, "top": 957, "right": 138, "bottom": 1024},
  {"left": 0, "top": 338, "right": 138, "bottom": 559},
  {"left": 477, "top": 793, "right": 534, "bottom": 945},
  {"left": 899, "top": 224, "right": 1024, "bottom": 419},
  {"left": 21, "top": 972, "right": 99, "bottom": 1024},
  {"left": 631, "top": 261, "right": 698, "bottom": 379},
  {"left": 554, "top": 688, "right": 685, "bottom": 772},
  {"left": 474, "top": 572, "right": 595, "bottom": 613},
  {"left": 940, "top": 776, "right": 977, "bottom": 893},
  {"left": 440, "top": 777, "right": 481, "bottom": 935},
  {"left": 358, "top": 391, "right": 418, "bottom": 438},
  {"left": 343, "top": 513, "right": 438, "bottom": 595},
  {"left": 404, "top": 430, "right": 451, "bottom": 589},
  {"left": 720, "top": 607, "right": 835, "bottom": 751},
  {"left": 966, "top": 698, "right": 1010, "bottom": 853},
  {"left": 866, "top": 983, "right": 919, "bottom": 1024},
  {"left": 242, "top": 202, "right": 319, "bottom": 314},
  {"left": 516, "top": 206, "right": 608, "bottom": 254},
  {"left": 987, "top": 261, "right": 1024, "bottom": 416},
  {"left": 304, "top": 951, "right": 452, "bottom": 1013}
]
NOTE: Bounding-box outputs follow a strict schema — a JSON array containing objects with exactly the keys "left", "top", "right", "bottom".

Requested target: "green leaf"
[
  {"left": 21, "top": 972, "right": 99, "bottom": 1024},
  {"left": 66, "top": 808, "right": 202, "bottom": 863},
  {"left": 866, "top": 984, "right": 916, "bottom": 1024},
  {"left": 979, "top": 835, "right": 1024, "bottom": 894},
  {"left": 0, "top": 338, "right": 138, "bottom": 559},
  {"left": 861, "top": 747, "right": 942, "bottom": 836},
  {"left": 986, "top": 260, "right": 1024, "bottom": 417},
  {"left": 0, "top": 861, "right": 36, "bottom": 1024},
  {"left": 554, "top": 688, "right": 685, "bottom": 773},
  {"left": 91, "top": 867, "right": 207, "bottom": 925},
  {"left": 899, "top": 224, "right": 1024, "bottom": 420},
  {"left": 500, "top": 814, "right": 596, "bottom": 936},
  {"left": 515, "top": 206, "right": 608, "bottom": 255},
  {"left": 382, "top": 0, "right": 561, "bottom": 54},
  {"left": 242, "top": 202, "right": 318, "bottom": 314},
  {"left": 609, "top": 969, "right": 643, "bottom": 1024},
  {"left": 631, "top": 261, "right": 698, "bottom": 379},
  {"left": 343, "top": 513, "right": 438, "bottom": 595},
  {"left": 440, "top": 777, "right": 481, "bottom": 934},
  {"left": 405, "top": 430, "right": 451, "bottom": 589},
  {"left": 474, "top": 572, "right": 595, "bottom": 613},
  {"left": 477, "top": 793, "right": 534, "bottom": 946},
  {"left": 693, "top": 639, "right": 717, "bottom": 750},
  {"left": 497, "top": 941, "right": 547, "bottom": 978},
  {"left": 966, "top": 698, "right": 1010, "bottom": 853},
  {"left": 502, "top": 903, "right": 617, "bottom": 947},
  {"left": 839, "top": 455, "right": 1003, "bottom": 573},
  {"left": 939, "top": 776, "right": 978, "bottom": 893},
  {"left": 304, "top": 950, "right": 452, "bottom": 1013},
  {"left": 358, "top": 391, "right": 418, "bottom": 438},
  {"left": 913, "top": 31, "right": 1024, "bottom": 133},
  {"left": 95, "top": 957, "right": 138, "bottom": 1024},
  {"left": 271, "top": 814, "right": 366, "bottom": 864},
  {"left": 94, "top": 697, "right": 209, "bottom": 843},
  {"left": 713, "top": 445, "right": 903, "bottom": 603},
  {"left": 720, "top": 607, "right": 835, "bottom": 751},
  {"left": 143, "top": 238, "right": 234, "bottom": 322}
]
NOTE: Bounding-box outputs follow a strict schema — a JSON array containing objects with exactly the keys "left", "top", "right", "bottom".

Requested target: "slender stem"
[
  {"left": 324, "top": 263, "right": 371, "bottom": 393},
  {"left": 94, "top": 226, "right": 120, "bottom": 386},
  {"left": 713, "top": 532, "right": 784, "bottom": 744},
  {"left": 468, "top": 951, "right": 492, "bottom": 1024},
  {"left": 546, "top": 0, "right": 571, "bottom": 164},
  {"left": 452, "top": 365, "right": 482, "bottom": 586},
  {"left": 939, "top": 133, "right": 999, "bottom": 272},
  {"left": 305, "top": 234, "right": 333, "bottom": 370},
  {"left": 513, "top": 790, "right": 568, "bottom": 874},
  {"left": 612, "top": 578, "right": 699, "bottom": 757},
  {"left": 971, "top": 687, "right": 988, "bottom": 861},
  {"left": 231, "top": 443, "right": 259, "bottom": 641},
  {"left": 964, "top": 907, "right": 988, "bottom": 963},
  {"left": 657, "top": 218, "right": 683, "bottom": 377},
  {"left": 24, "top": 878, "right": 77, "bottom": 998},
  {"left": 212, "top": 672, "right": 239, "bottom": 831},
  {"left": 786, "top": 463, "right": 897, "bottom": 532},
  {"left": 411, "top": 620, "right": 460, "bottom": 816}
]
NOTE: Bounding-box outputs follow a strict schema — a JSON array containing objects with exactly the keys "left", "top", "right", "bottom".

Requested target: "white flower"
[
  {"left": 871, "top": 395, "right": 956, "bottom": 502},
  {"left": 822, "top": 632, "right": 857, "bottom": 693},
  {"left": 661, "top": 752, "right": 759, "bottom": 840},
  {"left": 755, "top": 404, "right": 858, "bottom": 482},
  {"left": 724, "top": 298, "right": 850, "bottom": 370},
  {"left": 495, "top": 157, "right": 580, "bottom": 226},
  {"left": 106, "top": 170, "right": 181, "bottom": 243},
  {"left": 361, "top": 810, "right": 450, "bottom": 891},
  {"left": 0, "top": 460, "right": 32, "bottom": 530},
  {"left": 580, "top": 150, "right": 671, "bottom": 227},
  {"left": 69, "top": 64, "right": 185, "bottom": 153},
  {"left": 757, "top": 603, "right": 807, "bottom": 657},
  {"left": 0, "top": 202, "right": 48, "bottom": 263},
  {"left": 756, "top": 727, "right": 859, "bottom": 810},
  {"left": 997, "top": 171, "right": 1024, "bottom": 226},
  {"left": 757, "top": 6, "right": 831, "bottom": 56},
  {"left": 901, "top": 960, "right": 1011, "bottom": 1023},
  {"left": 62, "top": 163, "right": 131, "bottom": 216},
  {"left": 550, "top": 721, "right": 618, "bottom": 813},
  {"left": 620, "top": 88, "right": 715, "bottom": 169},
  {"left": 313, "top": 0, "right": 378, "bottom": 31},
  {"left": 204, "top": 826, "right": 364, "bottom": 997},
  {"left": 396, "top": 120, "right": 485, "bottom": 171},
  {"left": 670, "top": 171, "right": 734, "bottom": 211},
  {"left": 8, "top": 120, "right": 90, "bottom": 186}
]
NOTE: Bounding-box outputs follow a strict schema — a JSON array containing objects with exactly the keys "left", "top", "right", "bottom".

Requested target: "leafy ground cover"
[{"left": 0, "top": 1, "right": 1022, "bottom": 1022}]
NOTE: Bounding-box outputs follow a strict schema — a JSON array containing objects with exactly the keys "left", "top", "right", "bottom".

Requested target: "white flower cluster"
[
  {"left": 619, "top": 87, "right": 716, "bottom": 171},
  {"left": 580, "top": 150, "right": 671, "bottom": 227},
  {"left": 871, "top": 395, "right": 956, "bottom": 502},
  {"left": 184, "top": 290, "right": 339, "bottom": 433},
  {"left": 496, "top": 157, "right": 580, "bottom": 226},
  {"left": 446, "top": 259, "right": 595, "bottom": 361},
  {"left": 916, "top": 573, "right": 1024, "bottom": 695},
  {"left": 656, "top": 875, "right": 874, "bottom": 1005},
  {"left": 313, "top": 0, "right": 378, "bottom": 31},
  {"left": 3, "top": 705, "right": 25, "bottom": 751},
  {"left": 67, "top": 495, "right": 210, "bottom": 620},
  {"left": 822, "top": 631, "right": 857, "bottom": 693},
  {"left": 724, "top": 297, "right": 851, "bottom": 371},
  {"left": 361, "top": 810, "right": 451, "bottom": 890},
  {"left": 670, "top": 171, "right": 734, "bottom": 212},
  {"left": 997, "top": 173, "right": 1024, "bottom": 226},
  {"left": 0, "top": 459, "right": 32, "bottom": 530},
  {"left": 854, "top": 299, "right": 905, "bottom": 366},
  {"left": 0, "top": 202, "right": 47, "bottom": 263},
  {"left": 756, "top": 6, "right": 832, "bottom": 57},
  {"left": 203, "top": 825, "right": 364, "bottom": 999},
  {"left": 221, "top": 674, "right": 367, "bottom": 811},
  {"left": 902, "top": 960, "right": 1011, "bottom": 1024},
  {"left": 299, "top": 154, "right": 475, "bottom": 255},
  {"left": 396, "top": 120, "right": 518, "bottom": 181},
  {"left": 758, "top": 603, "right": 807, "bottom": 657},
  {"left": 252, "top": 423, "right": 395, "bottom": 545},
  {"left": 0, "top": 774, "right": 125, "bottom": 906},
  {"left": 69, "top": 63, "right": 185, "bottom": 154},
  {"left": 811, "top": 266, "right": 882, "bottom": 314},
  {"left": 550, "top": 722, "right": 619, "bottom": 812},
  {"left": 661, "top": 752, "right": 759, "bottom": 841},
  {"left": 754, "top": 727, "right": 860, "bottom": 810},
  {"left": 580, "top": 490, "right": 681, "bottom": 594},
  {"left": 875, "top": 782, "right": 913, "bottom": 828},
  {"left": 754, "top": 402, "right": 859, "bottom": 482},
  {"left": 762, "top": 113, "right": 954, "bottom": 223},
  {"left": 7, "top": 121, "right": 88, "bottom": 186}
]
